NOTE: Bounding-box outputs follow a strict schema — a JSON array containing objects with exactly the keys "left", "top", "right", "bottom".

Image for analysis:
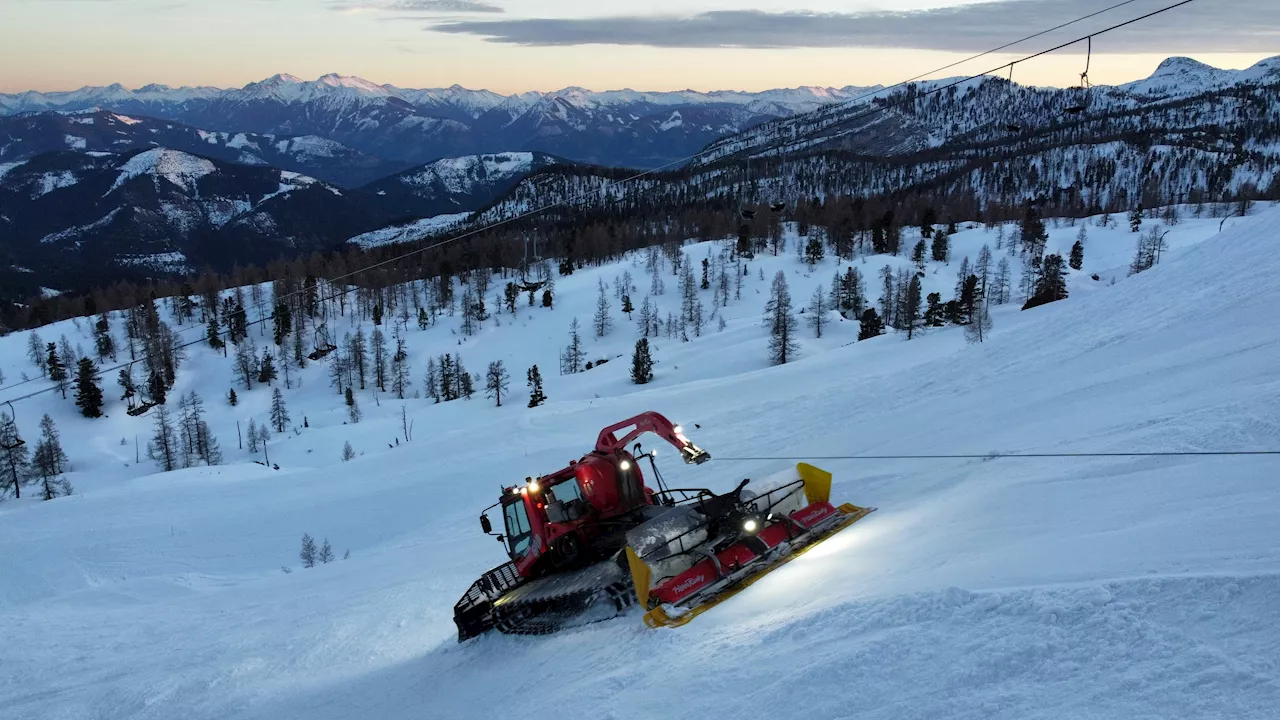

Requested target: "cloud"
[
  {"left": 333, "top": 0, "right": 502, "bottom": 14},
  {"left": 430, "top": 0, "right": 1280, "bottom": 53}
]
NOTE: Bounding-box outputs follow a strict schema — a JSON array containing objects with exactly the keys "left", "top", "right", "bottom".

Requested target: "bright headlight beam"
[{"left": 743, "top": 519, "right": 758, "bottom": 533}]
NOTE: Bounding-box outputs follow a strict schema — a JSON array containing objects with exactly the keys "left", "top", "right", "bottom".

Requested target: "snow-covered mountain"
[
  {"left": 0, "top": 109, "right": 408, "bottom": 187},
  {"left": 0, "top": 74, "right": 878, "bottom": 169},
  {"left": 456, "top": 60, "right": 1279, "bottom": 236},
  {"left": 0, "top": 148, "right": 402, "bottom": 293},
  {"left": 361, "top": 151, "right": 561, "bottom": 217}
]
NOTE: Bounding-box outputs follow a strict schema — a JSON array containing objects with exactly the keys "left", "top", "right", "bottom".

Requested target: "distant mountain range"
[
  {"left": 0, "top": 75, "right": 878, "bottom": 170},
  {"left": 0, "top": 144, "right": 569, "bottom": 297},
  {"left": 469, "top": 56, "right": 1280, "bottom": 234},
  {"left": 1, "top": 56, "right": 1277, "bottom": 302}
]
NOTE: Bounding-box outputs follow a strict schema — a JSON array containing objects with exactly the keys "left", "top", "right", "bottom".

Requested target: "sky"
[{"left": 2, "top": 0, "right": 1277, "bottom": 94}]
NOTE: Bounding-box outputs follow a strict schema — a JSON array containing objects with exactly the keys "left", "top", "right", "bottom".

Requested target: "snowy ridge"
[
  {"left": 0, "top": 77, "right": 879, "bottom": 117},
  {"left": 346, "top": 212, "right": 471, "bottom": 248},
  {"left": 109, "top": 148, "right": 217, "bottom": 193}
]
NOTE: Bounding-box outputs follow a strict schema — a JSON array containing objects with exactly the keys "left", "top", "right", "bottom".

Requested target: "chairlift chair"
[
  {"left": 308, "top": 323, "right": 338, "bottom": 361},
  {"left": 1064, "top": 37, "right": 1093, "bottom": 115}
]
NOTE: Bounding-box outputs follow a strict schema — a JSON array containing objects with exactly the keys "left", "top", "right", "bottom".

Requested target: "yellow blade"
[
  {"left": 642, "top": 503, "right": 875, "bottom": 629},
  {"left": 625, "top": 546, "right": 653, "bottom": 610},
  {"left": 797, "top": 463, "right": 833, "bottom": 505}
]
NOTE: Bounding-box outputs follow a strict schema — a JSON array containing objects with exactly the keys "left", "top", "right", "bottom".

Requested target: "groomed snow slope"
[{"left": 2, "top": 210, "right": 1280, "bottom": 719}]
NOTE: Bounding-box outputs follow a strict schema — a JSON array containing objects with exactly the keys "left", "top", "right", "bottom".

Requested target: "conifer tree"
[
  {"left": 631, "top": 338, "right": 654, "bottom": 385},
  {"left": 562, "top": 318, "right": 584, "bottom": 375},
  {"left": 206, "top": 313, "right": 224, "bottom": 352},
  {"left": 425, "top": 357, "right": 440, "bottom": 403},
  {"left": 94, "top": 314, "right": 116, "bottom": 361},
  {"left": 74, "top": 357, "right": 104, "bottom": 418},
  {"left": 1020, "top": 205, "right": 1049, "bottom": 257},
  {"left": 31, "top": 414, "right": 70, "bottom": 500},
  {"left": 1129, "top": 204, "right": 1144, "bottom": 233},
  {"left": 765, "top": 271, "right": 798, "bottom": 365},
  {"left": 272, "top": 302, "right": 292, "bottom": 346},
  {"left": 931, "top": 232, "right": 949, "bottom": 263},
  {"left": 258, "top": 353, "right": 277, "bottom": 385},
  {"left": 47, "top": 343, "right": 68, "bottom": 399},
  {"left": 903, "top": 276, "right": 923, "bottom": 340},
  {"left": 992, "top": 257, "right": 1013, "bottom": 306},
  {"left": 485, "top": 360, "right": 510, "bottom": 407},
  {"left": 146, "top": 370, "right": 167, "bottom": 406},
  {"left": 27, "top": 331, "right": 46, "bottom": 377},
  {"left": 0, "top": 413, "right": 30, "bottom": 499},
  {"left": 1023, "top": 254, "right": 1070, "bottom": 310},
  {"left": 593, "top": 278, "right": 613, "bottom": 337},
  {"left": 115, "top": 363, "right": 136, "bottom": 409},
  {"left": 804, "top": 237, "right": 825, "bottom": 266},
  {"left": 300, "top": 534, "right": 317, "bottom": 569},
  {"left": 391, "top": 335, "right": 411, "bottom": 400},
  {"left": 1069, "top": 239, "right": 1084, "bottom": 271},
  {"left": 247, "top": 418, "right": 260, "bottom": 453},
  {"left": 147, "top": 405, "right": 179, "bottom": 472},
  {"left": 976, "top": 245, "right": 993, "bottom": 297},
  {"left": 959, "top": 274, "right": 980, "bottom": 324},
  {"left": 912, "top": 240, "right": 927, "bottom": 271},
  {"left": 965, "top": 297, "right": 994, "bottom": 344},
  {"left": 270, "top": 387, "right": 290, "bottom": 433},
  {"left": 349, "top": 328, "right": 368, "bottom": 390},
  {"left": 457, "top": 357, "right": 475, "bottom": 400},
  {"left": 526, "top": 365, "right": 547, "bottom": 408},
  {"left": 229, "top": 388, "right": 238, "bottom": 407},
  {"left": 924, "top": 292, "right": 946, "bottom": 326},
  {"left": 319, "top": 539, "right": 334, "bottom": 564},
  {"left": 345, "top": 387, "right": 361, "bottom": 423},
  {"left": 234, "top": 341, "right": 256, "bottom": 390},
  {"left": 371, "top": 328, "right": 389, "bottom": 392},
  {"left": 807, "top": 284, "right": 827, "bottom": 338}
]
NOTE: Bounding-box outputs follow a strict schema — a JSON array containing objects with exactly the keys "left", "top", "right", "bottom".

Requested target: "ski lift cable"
[
  {"left": 0, "top": 0, "right": 1200, "bottom": 408},
  {"left": 818, "top": 0, "right": 1145, "bottom": 118},
  {"left": 714, "top": 450, "right": 1280, "bottom": 462}
]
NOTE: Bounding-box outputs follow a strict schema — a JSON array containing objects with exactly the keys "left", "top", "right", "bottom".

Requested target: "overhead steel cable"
[
  {"left": 0, "top": 0, "right": 1201, "bottom": 408},
  {"left": 714, "top": 450, "right": 1280, "bottom": 462}
]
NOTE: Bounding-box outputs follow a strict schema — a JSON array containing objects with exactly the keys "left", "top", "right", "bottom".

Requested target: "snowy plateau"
[{"left": 1, "top": 203, "right": 1278, "bottom": 719}]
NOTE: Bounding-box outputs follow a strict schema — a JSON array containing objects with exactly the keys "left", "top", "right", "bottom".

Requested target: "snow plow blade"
[{"left": 626, "top": 463, "right": 876, "bottom": 630}]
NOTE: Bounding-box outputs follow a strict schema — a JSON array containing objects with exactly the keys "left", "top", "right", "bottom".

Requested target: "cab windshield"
[{"left": 503, "top": 498, "right": 533, "bottom": 557}]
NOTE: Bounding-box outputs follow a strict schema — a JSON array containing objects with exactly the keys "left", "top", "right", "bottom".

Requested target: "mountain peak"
[
  {"left": 260, "top": 73, "right": 304, "bottom": 86},
  {"left": 1152, "top": 56, "right": 1217, "bottom": 75}
]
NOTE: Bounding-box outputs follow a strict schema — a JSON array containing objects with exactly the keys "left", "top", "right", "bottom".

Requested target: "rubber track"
[{"left": 491, "top": 562, "right": 635, "bottom": 636}]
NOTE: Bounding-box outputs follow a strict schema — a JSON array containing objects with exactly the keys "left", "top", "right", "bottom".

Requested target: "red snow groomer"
[{"left": 452, "top": 411, "right": 874, "bottom": 641}]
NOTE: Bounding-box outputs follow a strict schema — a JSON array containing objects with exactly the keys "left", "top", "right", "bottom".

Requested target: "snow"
[
  {"left": 275, "top": 135, "right": 343, "bottom": 158},
  {"left": 115, "top": 251, "right": 190, "bottom": 272},
  {"left": 109, "top": 148, "right": 216, "bottom": 193},
  {"left": 38, "top": 208, "right": 122, "bottom": 244},
  {"left": 1119, "top": 57, "right": 1238, "bottom": 97},
  {"left": 393, "top": 152, "right": 544, "bottom": 197},
  {"left": 63, "top": 134, "right": 87, "bottom": 149},
  {"left": 0, "top": 160, "right": 26, "bottom": 180},
  {"left": 112, "top": 114, "right": 143, "bottom": 125},
  {"left": 346, "top": 212, "right": 471, "bottom": 248},
  {"left": 226, "top": 133, "right": 258, "bottom": 151},
  {"left": 35, "top": 170, "right": 78, "bottom": 196},
  {"left": 1, "top": 206, "right": 1279, "bottom": 719}
]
